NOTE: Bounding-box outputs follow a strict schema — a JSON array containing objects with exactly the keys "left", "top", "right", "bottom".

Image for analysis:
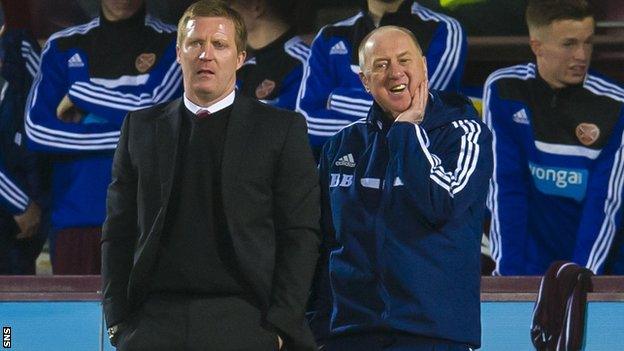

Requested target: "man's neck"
[
  {"left": 247, "top": 19, "right": 290, "bottom": 50},
  {"left": 537, "top": 68, "right": 571, "bottom": 90},
  {"left": 368, "top": 0, "right": 405, "bottom": 26}
]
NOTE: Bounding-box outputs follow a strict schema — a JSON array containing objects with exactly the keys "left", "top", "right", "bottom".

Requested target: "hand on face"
[{"left": 395, "top": 75, "right": 428, "bottom": 124}]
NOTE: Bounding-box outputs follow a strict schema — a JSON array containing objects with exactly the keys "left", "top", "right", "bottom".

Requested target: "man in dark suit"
[{"left": 101, "top": 2, "right": 320, "bottom": 350}]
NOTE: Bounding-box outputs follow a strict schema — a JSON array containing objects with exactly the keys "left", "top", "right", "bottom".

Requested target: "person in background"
[
  {"left": 102, "top": 1, "right": 320, "bottom": 350},
  {"left": 0, "top": 0, "right": 49, "bottom": 275},
  {"left": 228, "top": 0, "right": 315, "bottom": 110},
  {"left": 485, "top": 0, "right": 624, "bottom": 275},
  {"left": 311, "top": 25, "right": 491, "bottom": 350},
  {"left": 297, "top": 0, "right": 466, "bottom": 158},
  {"left": 25, "top": 0, "right": 182, "bottom": 274}
]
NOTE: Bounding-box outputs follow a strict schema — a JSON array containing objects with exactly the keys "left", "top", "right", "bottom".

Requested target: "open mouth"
[
  {"left": 569, "top": 65, "right": 587, "bottom": 74},
  {"left": 389, "top": 84, "right": 407, "bottom": 94},
  {"left": 197, "top": 69, "right": 215, "bottom": 75}
]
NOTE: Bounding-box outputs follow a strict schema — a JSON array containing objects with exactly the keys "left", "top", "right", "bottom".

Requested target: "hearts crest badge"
[
  {"left": 255, "top": 79, "right": 276, "bottom": 99},
  {"left": 135, "top": 53, "right": 156, "bottom": 73},
  {"left": 575, "top": 122, "right": 600, "bottom": 146}
]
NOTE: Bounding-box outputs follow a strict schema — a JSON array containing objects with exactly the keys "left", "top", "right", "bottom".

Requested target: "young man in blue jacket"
[
  {"left": 485, "top": 0, "right": 624, "bottom": 275},
  {"left": 311, "top": 25, "right": 492, "bottom": 351}
]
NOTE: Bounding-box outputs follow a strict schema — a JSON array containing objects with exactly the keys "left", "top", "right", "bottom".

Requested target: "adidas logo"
[
  {"left": 335, "top": 153, "right": 356, "bottom": 167},
  {"left": 68, "top": 53, "right": 84, "bottom": 68},
  {"left": 329, "top": 41, "right": 348, "bottom": 55},
  {"left": 512, "top": 108, "right": 529, "bottom": 125}
]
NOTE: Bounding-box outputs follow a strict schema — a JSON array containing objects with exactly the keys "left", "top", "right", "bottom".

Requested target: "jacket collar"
[
  {"left": 155, "top": 94, "right": 258, "bottom": 204},
  {"left": 366, "top": 91, "right": 435, "bottom": 132}
]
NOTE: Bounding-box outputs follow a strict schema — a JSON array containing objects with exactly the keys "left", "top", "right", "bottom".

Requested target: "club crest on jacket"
[
  {"left": 575, "top": 123, "right": 600, "bottom": 146},
  {"left": 135, "top": 53, "right": 156, "bottom": 73}
]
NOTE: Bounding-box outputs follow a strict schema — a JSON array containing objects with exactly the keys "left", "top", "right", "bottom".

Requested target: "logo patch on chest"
[
  {"left": 529, "top": 163, "right": 588, "bottom": 201},
  {"left": 512, "top": 108, "right": 529, "bottom": 125},
  {"left": 67, "top": 53, "right": 84, "bottom": 68},
  {"left": 329, "top": 41, "right": 348, "bottom": 55},
  {"left": 335, "top": 154, "right": 356, "bottom": 167},
  {"left": 575, "top": 123, "right": 600, "bottom": 146},
  {"left": 135, "top": 53, "right": 156, "bottom": 73},
  {"left": 255, "top": 79, "right": 276, "bottom": 99}
]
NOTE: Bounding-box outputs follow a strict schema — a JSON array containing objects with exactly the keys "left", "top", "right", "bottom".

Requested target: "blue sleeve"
[
  {"left": 275, "top": 39, "right": 309, "bottom": 111},
  {"left": 275, "top": 65, "right": 304, "bottom": 111},
  {"left": 386, "top": 118, "right": 492, "bottom": 227},
  {"left": 296, "top": 29, "right": 373, "bottom": 150},
  {"left": 425, "top": 16, "right": 466, "bottom": 92},
  {"left": 24, "top": 39, "right": 121, "bottom": 153},
  {"left": 574, "top": 110, "right": 624, "bottom": 274},
  {"left": 0, "top": 160, "right": 30, "bottom": 215},
  {"left": 484, "top": 80, "right": 530, "bottom": 275}
]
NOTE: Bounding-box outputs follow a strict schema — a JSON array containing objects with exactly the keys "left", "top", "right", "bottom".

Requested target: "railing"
[
  {"left": 1, "top": 276, "right": 623, "bottom": 350},
  {"left": 1, "top": 275, "right": 623, "bottom": 301}
]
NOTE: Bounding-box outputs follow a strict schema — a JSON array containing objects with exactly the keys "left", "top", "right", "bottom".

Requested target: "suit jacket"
[{"left": 101, "top": 94, "right": 321, "bottom": 350}]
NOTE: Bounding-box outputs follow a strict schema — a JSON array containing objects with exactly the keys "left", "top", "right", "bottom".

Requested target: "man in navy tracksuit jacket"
[
  {"left": 311, "top": 26, "right": 492, "bottom": 350},
  {"left": 297, "top": 0, "right": 466, "bottom": 157}
]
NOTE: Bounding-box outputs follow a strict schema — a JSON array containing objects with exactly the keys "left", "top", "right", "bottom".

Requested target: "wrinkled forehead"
[
  {"left": 185, "top": 16, "right": 236, "bottom": 38},
  {"left": 364, "top": 30, "right": 420, "bottom": 59}
]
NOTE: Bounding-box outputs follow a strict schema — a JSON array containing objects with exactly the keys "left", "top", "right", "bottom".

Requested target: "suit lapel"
[
  {"left": 157, "top": 98, "right": 183, "bottom": 206},
  {"left": 222, "top": 94, "right": 257, "bottom": 188},
  {"left": 221, "top": 94, "right": 267, "bottom": 306}
]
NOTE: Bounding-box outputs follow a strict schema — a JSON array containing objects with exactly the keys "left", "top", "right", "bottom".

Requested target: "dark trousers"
[
  {"left": 117, "top": 294, "right": 279, "bottom": 351},
  {"left": 323, "top": 332, "right": 472, "bottom": 351}
]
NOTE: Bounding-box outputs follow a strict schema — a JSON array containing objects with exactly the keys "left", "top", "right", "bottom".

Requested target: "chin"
[
  {"left": 191, "top": 84, "right": 215, "bottom": 95},
  {"left": 387, "top": 101, "right": 410, "bottom": 115},
  {"left": 564, "top": 77, "right": 585, "bottom": 86}
]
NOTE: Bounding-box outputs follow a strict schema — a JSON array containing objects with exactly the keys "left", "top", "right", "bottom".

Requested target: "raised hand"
[{"left": 395, "top": 77, "right": 428, "bottom": 124}]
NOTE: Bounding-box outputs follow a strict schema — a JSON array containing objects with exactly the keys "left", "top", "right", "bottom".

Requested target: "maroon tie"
[{"left": 196, "top": 110, "right": 211, "bottom": 119}]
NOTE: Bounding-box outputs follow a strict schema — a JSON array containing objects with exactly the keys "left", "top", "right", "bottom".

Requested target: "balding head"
[
  {"left": 357, "top": 25, "right": 427, "bottom": 119},
  {"left": 358, "top": 26, "right": 422, "bottom": 73}
]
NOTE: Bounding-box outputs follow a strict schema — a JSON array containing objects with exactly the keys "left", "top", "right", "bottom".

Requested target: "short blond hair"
[{"left": 177, "top": 0, "right": 247, "bottom": 53}]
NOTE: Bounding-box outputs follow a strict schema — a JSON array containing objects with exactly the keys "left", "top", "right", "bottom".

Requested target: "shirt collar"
[{"left": 183, "top": 90, "right": 236, "bottom": 115}]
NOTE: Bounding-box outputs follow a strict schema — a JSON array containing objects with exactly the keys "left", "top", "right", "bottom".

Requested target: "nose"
[
  {"left": 574, "top": 43, "right": 592, "bottom": 62},
  {"left": 388, "top": 61, "right": 404, "bottom": 79},
  {"left": 198, "top": 45, "right": 214, "bottom": 61}
]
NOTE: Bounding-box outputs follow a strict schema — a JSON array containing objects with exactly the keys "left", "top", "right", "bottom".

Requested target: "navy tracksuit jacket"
[{"left": 313, "top": 91, "right": 492, "bottom": 349}]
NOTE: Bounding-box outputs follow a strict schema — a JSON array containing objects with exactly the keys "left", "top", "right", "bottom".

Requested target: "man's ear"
[
  {"left": 176, "top": 45, "right": 181, "bottom": 64},
  {"left": 529, "top": 38, "right": 542, "bottom": 57},
  {"left": 236, "top": 50, "right": 247, "bottom": 70},
  {"left": 359, "top": 71, "right": 370, "bottom": 92}
]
